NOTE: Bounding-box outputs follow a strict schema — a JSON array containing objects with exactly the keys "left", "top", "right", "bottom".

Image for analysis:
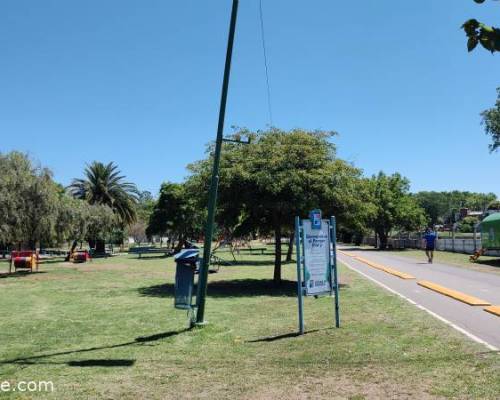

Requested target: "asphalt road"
[{"left": 337, "top": 246, "right": 500, "bottom": 350}]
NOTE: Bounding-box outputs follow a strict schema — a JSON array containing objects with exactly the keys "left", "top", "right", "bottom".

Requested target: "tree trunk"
[
  {"left": 286, "top": 231, "right": 294, "bottom": 262},
  {"left": 65, "top": 240, "right": 78, "bottom": 261},
  {"left": 174, "top": 236, "right": 185, "bottom": 253},
  {"left": 378, "top": 231, "right": 388, "bottom": 250},
  {"left": 96, "top": 239, "right": 105, "bottom": 254},
  {"left": 273, "top": 227, "right": 282, "bottom": 285}
]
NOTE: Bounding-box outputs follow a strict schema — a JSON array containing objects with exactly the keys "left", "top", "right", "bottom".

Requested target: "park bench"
[
  {"left": 9, "top": 251, "right": 39, "bottom": 273},
  {"left": 130, "top": 247, "right": 174, "bottom": 258},
  {"left": 40, "top": 248, "right": 68, "bottom": 256},
  {"left": 235, "top": 247, "right": 267, "bottom": 255}
]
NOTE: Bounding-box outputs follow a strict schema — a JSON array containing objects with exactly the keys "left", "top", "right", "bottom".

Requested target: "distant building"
[{"left": 455, "top": 208, "right": 484, "bottom": 221}]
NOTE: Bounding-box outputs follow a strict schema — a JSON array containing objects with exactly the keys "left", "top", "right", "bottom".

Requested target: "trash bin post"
[{"left": 174, "top": 249, "right": 200, "bottom": 315}]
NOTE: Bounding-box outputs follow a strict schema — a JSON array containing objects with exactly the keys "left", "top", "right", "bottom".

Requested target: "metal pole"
[
  {"left": 331, "top": 216, "right": 340, "bottom": 328},
  {"left": 195, "top": 0, "right": 239, "bottom": 325},
  {"left": 473, "top": 224, "right": 478, "bottom": 253},
  {"left": 328, "top": 221, "right": 334, "bottom": 297},
  {"left": 295, "top": 216, "right": 304, "bottom": 335}
]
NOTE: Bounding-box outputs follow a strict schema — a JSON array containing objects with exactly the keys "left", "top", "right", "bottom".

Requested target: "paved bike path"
[{"left": 338, "top": 247, "right": 500, "bottom": 350}]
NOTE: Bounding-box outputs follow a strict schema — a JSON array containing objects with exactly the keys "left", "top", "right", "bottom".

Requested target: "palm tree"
[{"left": 68, "top": 161, "right": 139, "bottom": 225}]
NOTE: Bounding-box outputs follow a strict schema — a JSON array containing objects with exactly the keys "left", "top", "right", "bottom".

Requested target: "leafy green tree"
[
  {"left": 129, "top": 221, "right": 148, "bottom": 245},
  {"left": 487, "top": 200, "right": 500, "bottom": 210},
  {"left": 368, "top": 172, "right": 427, "bottom": 249},
  {"left": 54, "top": 195, "right": 88, "bottom": 250},
  {"left": 130, "top": 191, "right": 155, "bottom": 246},
  {"left": 55, "top": 197, "right": 117, "bottom": 256},
  {"left": 481, "top": 88, "right": 500, "bottom": 152},
  {"left": 85, "top": 204, "right": 117, "bottom": 249},
  {"left": 462, "top": 0, "right": 500, "bottom": 53},
  {"left": 457, "top": 216, "right": 479, "bottom": 233},
  {"left": 414, "top": 191, "right": 497, "bottom": 224},
  {"left": 0, "top": 153, "right": 126, "bottom": 253},
  {"left": 147, "top": 182, "right": 203, "bottom": 250},
  {"left": 0, "top": 152, "right": 60, "bottom": 249},
  {"left": 413, "top": 192, "right": 450, "bottom": 226},
  {"left": 187, "top": 128, "right": 370, "bottom": 284},
  {"left": 136, "top": 191, "right": 155, "bottom": 223},
  {"left": 68, "top": 161, "right": 139, "bottom": 225}
]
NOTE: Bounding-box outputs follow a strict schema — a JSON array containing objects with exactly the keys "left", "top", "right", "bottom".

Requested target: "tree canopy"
[
  {"left": 146, "top": 182, "right": 204, "bottom": 250},
  {"left": 367, "top": 172, "right": 427, "bottom": 249},
  {"left": 68, "top": 161, "right": 139, "bottom": 225},
  {"left": 462, "top": 0, "right": 500, "bottom": 53},
  {"left": 186, "top": 128, "right": 371, "bottom": 283},
  {"left": 414, "top": 191, "right": 497, "bottom": 225},
  {"left": 0, "top": 152, "right": 119, "bottom": 250},
  {"left": 480, "top": 88, "right": 500, "bottom": 152},
  {"left": 0, "top": 152, "right": 60, "bottom": 248}
]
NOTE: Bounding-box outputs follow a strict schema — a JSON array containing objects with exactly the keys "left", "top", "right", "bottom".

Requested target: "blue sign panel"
[{"left": 309, "top": 209, "right": 322, "bottom": 230}]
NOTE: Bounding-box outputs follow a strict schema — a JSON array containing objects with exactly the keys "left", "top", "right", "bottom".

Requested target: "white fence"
[{"left": 363, "top": 237, "right": 500, "bottom": 256}]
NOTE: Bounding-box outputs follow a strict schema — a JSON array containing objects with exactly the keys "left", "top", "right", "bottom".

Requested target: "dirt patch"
[
  {"left": 78, "top": 263, "right": 133, "bottom": 272},
  {"left": 241, "top": 374, "right": 441, "bottom": 400}
]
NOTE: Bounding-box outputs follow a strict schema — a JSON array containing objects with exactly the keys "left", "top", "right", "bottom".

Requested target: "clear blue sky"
[{"left": 1, "top": 0, "right": 499, "bottom": 196}]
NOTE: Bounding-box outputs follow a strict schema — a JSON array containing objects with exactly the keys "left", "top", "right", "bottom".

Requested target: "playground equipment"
[
  {"left": 70, "top": 249, "right": 91, "bottom": 263},
  {"left": 470, "top": 213, "right": 500, "bottom": 262},
  {"left": 9, "top": 251, "right": 39, "bottom": 273}
]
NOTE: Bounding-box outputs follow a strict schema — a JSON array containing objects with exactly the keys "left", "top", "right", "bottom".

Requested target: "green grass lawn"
[{"left": 0, "top": 252, "right": 499, "bottom": 399}]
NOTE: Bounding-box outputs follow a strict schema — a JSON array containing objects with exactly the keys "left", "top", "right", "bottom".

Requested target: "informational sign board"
[
  {"left": 295, "top": 211, "right": 340, "bottom": 334},
  {"left": 302, "top": 220, "right": 331, "bottom": 295}
]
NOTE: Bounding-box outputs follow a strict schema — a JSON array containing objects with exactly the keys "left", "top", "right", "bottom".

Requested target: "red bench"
[
  {"left": 71, "top": 250, "right": 91, "bottom": 263},
  {"left": 10, "top": 251, "right": 39, "bottom": 273}
]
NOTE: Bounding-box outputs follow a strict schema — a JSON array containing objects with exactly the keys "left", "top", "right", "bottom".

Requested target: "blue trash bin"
[{"left": 174, "top": 249, "right": 199, "bottom": 310}]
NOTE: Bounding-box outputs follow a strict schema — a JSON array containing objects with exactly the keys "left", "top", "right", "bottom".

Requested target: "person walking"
[{"left": 422, "top": 227, "right": 438, "bottom": 263}]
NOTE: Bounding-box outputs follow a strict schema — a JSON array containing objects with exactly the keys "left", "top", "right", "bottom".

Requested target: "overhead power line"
[{"left": 259, "top": 0, "right": 273, "bottom": 126}]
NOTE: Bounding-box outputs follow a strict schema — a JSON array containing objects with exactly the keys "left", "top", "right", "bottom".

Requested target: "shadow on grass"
[
  {"left": 0, "top": 271, "right": 47, "bottom": 279},
  {"left": 133, "top": 254, "right": 173, "bottom": 261},
  {"left": 0, "top": 329, "right": 188, "bottom": 366},
  {"left": 475, "top": 258, "right": 500, "bottom": 269},
  {"left": 138, "top": 279, "right": 348, "bottom": 298},
  {"left": 223, "top": 260, "right": 274, "bottom": 267},
  {"left": 67, "top": 359, "right": 135, "bottom": 367},
  {"left": 247, "top": 329, "right": 322, "bottom": 343},
  {"left": 138, "top": 279, "right": 298, "bottom": 298},
  {"left": 199, "top": 258, "right": 296, "bottom": 267}
]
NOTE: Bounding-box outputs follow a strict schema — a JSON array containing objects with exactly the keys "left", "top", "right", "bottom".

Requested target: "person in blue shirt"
[{"left": 423, "top": 228, "right": 438, "bottom": 263}]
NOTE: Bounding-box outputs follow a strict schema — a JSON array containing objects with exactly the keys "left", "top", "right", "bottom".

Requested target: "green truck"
[
  {"left": 481, "top": 213, "right": 500, "bottom": 250},
  {"left": 471, "top": 213, "right": 500, "bottom": 261}
]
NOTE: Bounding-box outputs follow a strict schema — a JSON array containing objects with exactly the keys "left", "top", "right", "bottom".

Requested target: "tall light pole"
[{"left": 195, "top": 0, "right": 239, "bottom": 325}]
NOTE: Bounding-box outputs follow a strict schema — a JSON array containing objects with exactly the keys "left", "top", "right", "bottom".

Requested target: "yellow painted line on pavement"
[
  {"left": 353, "top": 256, "right": 415, "bottom": 280},
  {"left": 338, "top": 250, "right": 356, "bottom": 257},
  {"left": 418, "top": 281, "right": 491, "bottom": 306},
  {"left": 484, "top": 305, "right": 500, "bottom": 317}
]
